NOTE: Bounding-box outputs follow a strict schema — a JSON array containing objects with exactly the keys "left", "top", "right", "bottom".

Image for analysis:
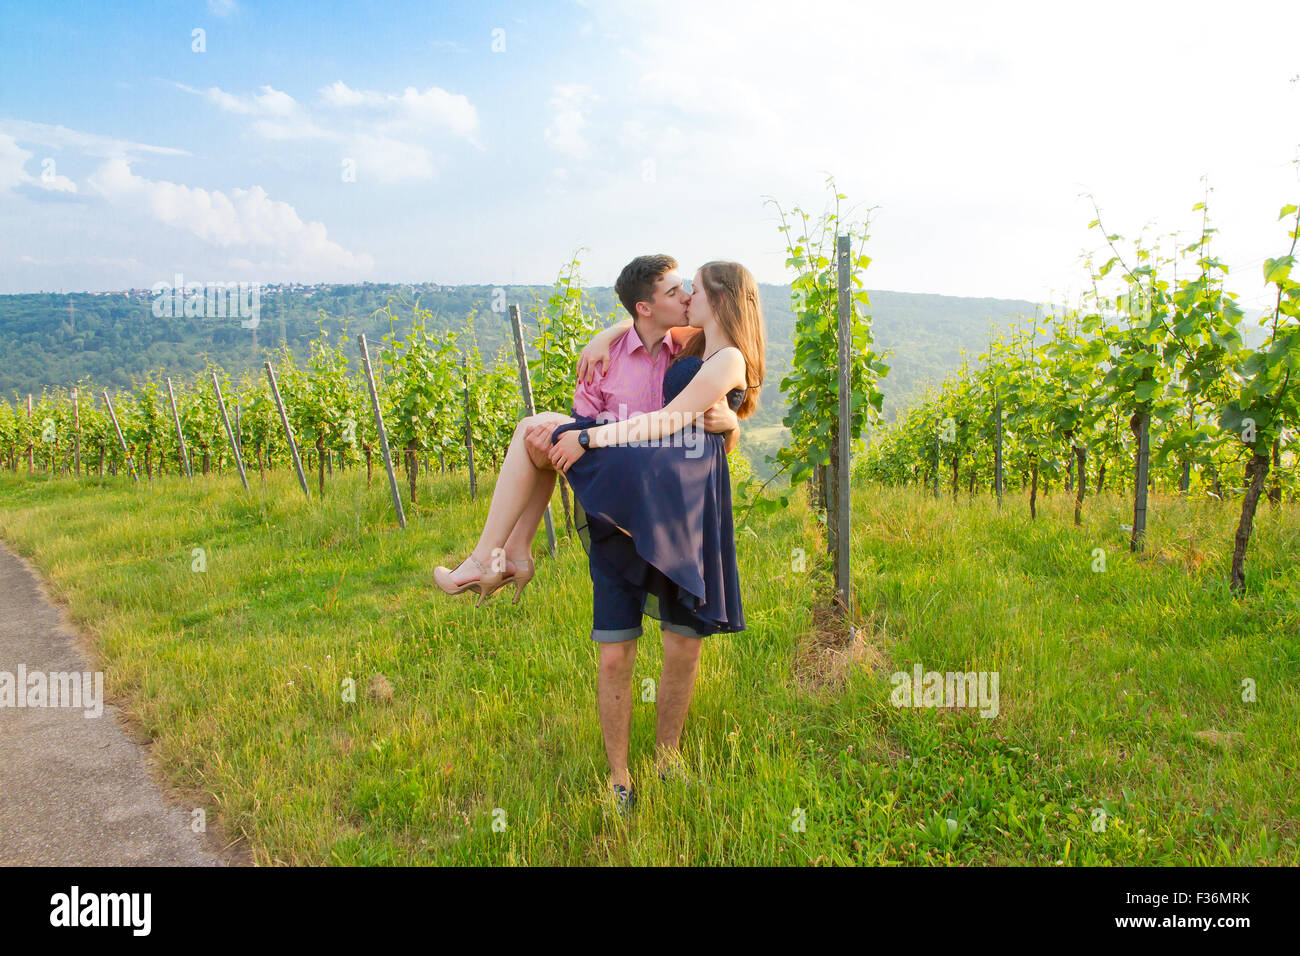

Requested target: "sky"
[{"left": 1, "top": 0, "right": 1298, "bottom": 312}]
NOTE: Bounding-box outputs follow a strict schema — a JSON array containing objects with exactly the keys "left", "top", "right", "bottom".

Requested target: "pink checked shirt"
[{"left": 572, "top": 325, "right": 685, "bottom": 422}]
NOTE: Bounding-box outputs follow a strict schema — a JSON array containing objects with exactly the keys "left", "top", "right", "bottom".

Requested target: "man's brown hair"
[{"left": 615, "top": 254, "right": 678, "bottom": 318}]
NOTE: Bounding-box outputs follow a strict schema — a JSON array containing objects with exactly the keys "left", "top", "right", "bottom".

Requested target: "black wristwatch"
[{"left": 578, "top": 428, "right": 591, "bottom": 449}]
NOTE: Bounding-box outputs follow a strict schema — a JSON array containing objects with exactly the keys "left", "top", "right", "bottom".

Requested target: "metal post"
[
  {"left": 358, "top": 333, "right": 406, "bottom": 528},
  {"left": 102, "top": 389, "right": 139, "bottom": 482},
  {"left": 509, "top": 303, "right": 557, "bottom": 558},
  {"left": 212, "top": 372, "right": 249, "bottom": 492},
  {"left": 834, "top": 234, "right": 852, "bottom": 616},
  {"left": 166, "top": 377, "right": 193, "bottom": 479},
  {"left": 265, "top": 362, "right": 311, "bottom": 499}
]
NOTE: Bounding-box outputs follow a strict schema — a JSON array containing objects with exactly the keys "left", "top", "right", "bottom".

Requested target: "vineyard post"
[
  {"left": 166, "top": 377, "right": 193, "bottom": 479},
  {"left": 234, "top": 401, "right": 243, "bottom": 458},
  {"left": 26, "top": 393, "right": 33, "bottom": 474},
  {"left": 834, "top": 235, "right": 852, "bottom": 613},
  {"left": 211, "top": 372, "right": 249, "bottom": 493},
  {"left": 461, "top": 353, "right": 477, "bottom": 500},
  {"left": 1131, "top": 406, "right": 1150, "bottom": 552},
  {"left": 72, "top": 387, "right": 80, "bottom": 477},
  {"left": 357, "top": 333, "right": 406, "bottom": 529},
  {"left": 509, "top": 303, "right": 557, "bottom": 558},
  {"left": 265, "top": 362, "right": 311, "bottom": 500},
  {"left": 994, "top": 399, "right": 1004, "bottom": 507},
  {"left": 102, "top": 389, "right": 139, "bottom": 483}
]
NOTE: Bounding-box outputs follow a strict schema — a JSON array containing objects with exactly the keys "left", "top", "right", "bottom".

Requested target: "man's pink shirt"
[{"left": 572, "top": 324, "right": 683, "bottom": 421}]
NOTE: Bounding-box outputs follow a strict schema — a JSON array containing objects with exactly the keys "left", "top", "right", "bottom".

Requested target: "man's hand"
[
  {"left": 524, "top": 423, "right": 556, "bottom": 471},
  {"left": 701, "top": 399, "right": 739, "bottom": 435},
  {"left": 548, "top": 429, "right": 586, "bottom": 473}
]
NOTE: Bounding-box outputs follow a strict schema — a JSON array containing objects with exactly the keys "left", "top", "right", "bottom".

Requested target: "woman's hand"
[
  {"left": 548, "top": 429, "right": 586, "bottom": 473},
  {"left": 576, "top": 320, "right": 632, "bottom": 384}
]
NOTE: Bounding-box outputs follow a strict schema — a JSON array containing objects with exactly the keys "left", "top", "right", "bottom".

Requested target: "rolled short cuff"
[
  {"left": 591, "top": 625, "right": 643, "bottom": 644},
  {"left": 660, "top": 619, "right": 708, "bottom": 639}
]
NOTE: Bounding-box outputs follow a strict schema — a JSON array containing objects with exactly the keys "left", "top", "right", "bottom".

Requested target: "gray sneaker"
[{"left": 612, "top": 783, "right": 637, "bottom": 814}]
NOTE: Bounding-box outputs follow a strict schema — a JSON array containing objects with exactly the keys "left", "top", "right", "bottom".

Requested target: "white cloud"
[
  {"left": 177, "top": 81, "right": 482, "bottom": 181},
  {"left": 544, "top": 85, "right": 596, "bottom": 158},
  {"left": 178, "top": 83, "right": 299, "bottom": 117},
  {"left": 0, "top": 133, "right": 78, "bottom": 193},
  {"left": 348, "top": 135, "right": 436, "bottom": 183},
  {"left": 85, "top": 158, "right": 372, "bottom": 274},
  {"left": 318, "top": 81, "right": 480, "bottom": 141},
  {"left": 0, "top": 120, "right": 188, "bottom": 160}
]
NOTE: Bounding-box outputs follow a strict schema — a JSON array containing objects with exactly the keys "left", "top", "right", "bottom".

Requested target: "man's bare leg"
[
  {"left": 656, "top": 629, "right": 703, "bottom": 771},
  {"left": 598, "top": 640, "right": 638, "bottom": 790}
]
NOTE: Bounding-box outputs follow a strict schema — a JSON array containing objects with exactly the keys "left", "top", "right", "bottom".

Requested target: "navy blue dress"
[{"left": 551, "top": 355, "right": 745, "bottom": 636}]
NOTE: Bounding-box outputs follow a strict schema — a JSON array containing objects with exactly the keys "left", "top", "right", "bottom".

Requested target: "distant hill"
[{"left": 0, "top": 282, "right": 1040, "bottom": 475}]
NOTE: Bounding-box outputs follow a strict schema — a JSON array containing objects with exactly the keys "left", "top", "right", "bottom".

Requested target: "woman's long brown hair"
[{"left": 672, "top": 261, "right": 766, "bottom": 419}]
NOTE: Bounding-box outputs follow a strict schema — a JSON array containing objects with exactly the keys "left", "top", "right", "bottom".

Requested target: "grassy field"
[{"left": 1, "top": 464, "right": 1296, "bottom": 866}]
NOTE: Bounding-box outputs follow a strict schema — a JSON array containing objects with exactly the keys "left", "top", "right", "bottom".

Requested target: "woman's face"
[{"left": 686, "top": 270, "right": 713, "bottom": 327}]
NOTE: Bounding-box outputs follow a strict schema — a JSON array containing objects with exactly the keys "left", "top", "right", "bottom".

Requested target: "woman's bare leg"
[
  {"left": 444, "top": 413, "right": 571, "bottom": 585},
  {"left": 504, "top": 466, "right": 556, "bottom": 564}
]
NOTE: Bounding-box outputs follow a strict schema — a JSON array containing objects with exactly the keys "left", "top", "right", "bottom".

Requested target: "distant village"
[{"left": 72, "top": 281, "right": 452, "bottom": 301}]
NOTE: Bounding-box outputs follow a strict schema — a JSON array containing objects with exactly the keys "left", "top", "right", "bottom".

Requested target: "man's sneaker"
[{"left": 612, "top": 783, "right": 637, "bottom": 814}]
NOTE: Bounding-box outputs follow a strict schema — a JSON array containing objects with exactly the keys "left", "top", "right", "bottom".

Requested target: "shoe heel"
[{"left": 510, "top": 561, "right": 534, "bottom": 605}]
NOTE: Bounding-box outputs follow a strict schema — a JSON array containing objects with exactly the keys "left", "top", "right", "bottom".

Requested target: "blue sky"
[{"left": 2, "top": 0, "right": 1298, "bottom": 311}]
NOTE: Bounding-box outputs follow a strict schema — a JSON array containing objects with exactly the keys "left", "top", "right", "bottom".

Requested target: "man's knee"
[
  {"left": 598, "top": 640, "right": 637, "bottom": 680},
  {"left": 662, "top": 628, "right": 704, "bottom": 665}
]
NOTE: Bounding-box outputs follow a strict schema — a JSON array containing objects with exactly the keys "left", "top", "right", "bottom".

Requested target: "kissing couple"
[{"left": 434, "top": 254, "right": 767, "bottom": 811}]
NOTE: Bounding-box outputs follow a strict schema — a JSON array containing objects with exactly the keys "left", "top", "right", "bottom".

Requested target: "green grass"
[{"left": 1, "top": 464, "right": 1296, "bottom": 866}]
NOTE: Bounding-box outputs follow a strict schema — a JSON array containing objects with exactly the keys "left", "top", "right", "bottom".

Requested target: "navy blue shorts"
[{"left": 589, "top": 541, "right": 706, "bottom": 643}]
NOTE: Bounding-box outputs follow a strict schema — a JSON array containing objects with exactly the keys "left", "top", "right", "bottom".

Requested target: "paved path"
[{"left": 0, "top": 540, "right": 245, "bottom": 866}]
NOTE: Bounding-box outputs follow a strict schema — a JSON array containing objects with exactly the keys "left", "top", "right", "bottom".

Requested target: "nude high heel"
[
  {"left": 434, "top": 553, "right": 516, "bottom": 608},
  {"left": 508, "top": 557, "right": 535, "bottom": 605}
]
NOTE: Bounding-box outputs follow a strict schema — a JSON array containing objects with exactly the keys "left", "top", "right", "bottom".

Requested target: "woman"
[{"left": 434, "top": 261, "right": 765, "bottom": 633}]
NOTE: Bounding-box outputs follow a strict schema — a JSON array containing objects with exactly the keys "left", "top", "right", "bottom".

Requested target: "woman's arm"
[
  {"left": 576, "top": 319, "right": 633, "bottom": 384},
  {"left": 589, "top": 348, "right": 745, "bottom": 449}
]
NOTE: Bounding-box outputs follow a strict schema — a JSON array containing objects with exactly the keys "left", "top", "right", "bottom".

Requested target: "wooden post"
[
  {"left": 358, "top": 333, "right": 406, "bottom": 528},
  {"left": 166, "top": 377, "right": 192, "bottom": 479},
  {"left": 102, "top": 389, "right": 139, "bottom": 482},
  {"left": 1131, "top": 406, "right": 1150, "bottom": 553},
  {"left": 509, "top": 303, "right": 557, "bottom": 558},
  {"left": 833, "top": 235, "right": 852, "bottom": 617},
  {"left": 994, "top": 399, "right": 1004, "bottom": 508},
  {"left": 211, "top": 372, "right": 249, "bottom": 493},
  {"left": 72, "top": 387, "right": 81, "bottom": 477},
  {"left": 462, "top": 354, "right": 477, "bottom": 501},
  {"left": 26, "top": 393, "right": 33, "bottom": 474},
  {"left": 265, "top": 362, "right": 311, "bottom": 500}
]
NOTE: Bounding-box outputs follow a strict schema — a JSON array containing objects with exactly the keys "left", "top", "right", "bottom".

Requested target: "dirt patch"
[{"left": 793, "top": 602, "right": 889, "bottom": 696}]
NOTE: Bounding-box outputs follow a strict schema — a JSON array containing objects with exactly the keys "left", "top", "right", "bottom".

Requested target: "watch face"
[{"left": 579, "top": 429, "right": 590, "bottom": 448}]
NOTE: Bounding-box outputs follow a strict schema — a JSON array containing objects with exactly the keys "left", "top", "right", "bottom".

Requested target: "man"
[{"left": 523, "top": 254, "right": 739, "bottom": 812}]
